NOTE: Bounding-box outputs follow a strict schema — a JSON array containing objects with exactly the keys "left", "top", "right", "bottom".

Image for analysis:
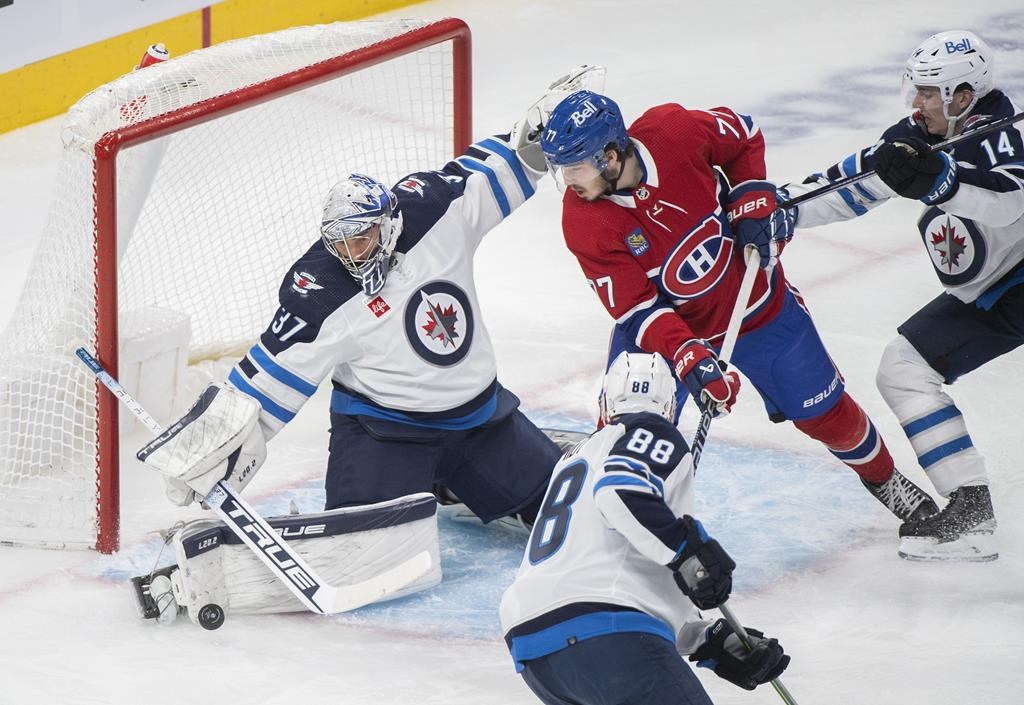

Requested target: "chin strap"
[{"left": 600, "top": 147, "right": 631, "bottom": 194}]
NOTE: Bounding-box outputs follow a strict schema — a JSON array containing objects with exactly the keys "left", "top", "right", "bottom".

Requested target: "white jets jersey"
[
  {"left": 500, "top": 412, "right": 707, "bottom": 669},
  {"left": 225, "top": 135, "right": 543, "bottom": 438},
  {"left": 789, "top": 91, "right": 1024, "bottom": 306}
]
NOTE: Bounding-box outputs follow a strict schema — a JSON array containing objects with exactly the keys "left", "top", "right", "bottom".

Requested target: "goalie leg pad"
[{"left": 170, "top": 492, "right": 440, "bottom": 624}]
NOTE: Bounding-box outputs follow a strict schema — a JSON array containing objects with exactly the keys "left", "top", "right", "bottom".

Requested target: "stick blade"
[{"left": 315, "top": 550, "right": 434, "bottom": 614}]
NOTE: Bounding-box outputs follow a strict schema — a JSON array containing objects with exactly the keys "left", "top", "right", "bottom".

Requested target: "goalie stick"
[{"left": 74, "top": 346, "right": 432, "bottom": 615}]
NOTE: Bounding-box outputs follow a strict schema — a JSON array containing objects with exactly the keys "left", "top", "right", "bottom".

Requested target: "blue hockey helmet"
[
  {"left": 541, "top": 90, "right": 630, "bottom": 171},
  {"left": 320, "top": 173, "right": 402, "bottom": 297}
]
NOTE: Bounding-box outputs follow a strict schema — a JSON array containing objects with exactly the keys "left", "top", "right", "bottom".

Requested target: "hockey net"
[{"left": 0, "top": 18, "right": 471, "bottom": 552}]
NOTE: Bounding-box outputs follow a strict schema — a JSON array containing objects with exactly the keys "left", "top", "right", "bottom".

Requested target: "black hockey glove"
[
  {"left": 689, "top": 618, "right": 791, "bottom": 691},
  {"left": 668, "top": 516, "right": 735, "bottom": 610},
  {"left": 874, "top": 137, "right": 959, "bottom": 205}
]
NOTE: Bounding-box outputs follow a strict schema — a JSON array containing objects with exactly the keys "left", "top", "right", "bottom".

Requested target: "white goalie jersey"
[
  {"left": 500, "top": 413, "right": 707, "bottom": 669},
  {"left": 224, "top": 135, "right": 544, "bottom": 438}
]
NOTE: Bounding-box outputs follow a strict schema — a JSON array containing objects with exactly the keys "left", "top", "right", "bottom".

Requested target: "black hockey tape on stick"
[{"left": 780, "top": 110, "right": 1024, "bottom": 210}]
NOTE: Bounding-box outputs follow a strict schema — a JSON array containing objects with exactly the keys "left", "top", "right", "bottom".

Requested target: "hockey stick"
[
  {"left": 719, "top": 602, "right": 799, "bottom": 705},
  {"left": 780, "top": 109, "right": 1024, "bottom": 209},
  {"left": 74, "top": 346, "right": 432, "bottom": 615},
  {"left": 688, "top": 246, "right": 760, "bottom": 471}
]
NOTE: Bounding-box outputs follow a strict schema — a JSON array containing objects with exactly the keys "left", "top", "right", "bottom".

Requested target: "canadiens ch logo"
[
  {"left": 625, "top": 229, "right": 650, "bottom": 256},
  {"left": 404, "top": 281, "right": 474, "bottom": 366},
  {"left": 918, "top": 209, "right": 985, "bottom": 286},
  {"left": 291, "top": 271, "right": 324, "bottom": 296},
  {"left": 659, "top": 215, "right": 733, "bottom": 300}
]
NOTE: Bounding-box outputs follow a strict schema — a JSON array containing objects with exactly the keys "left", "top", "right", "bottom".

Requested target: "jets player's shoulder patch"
[
  {"left": 277, "top": 241, "right": 362, "bottom": 317},
  {"left": 291, "top": 270, "right": 324, "bottom": 296},
  {"left": 403, "top": 280, "right": 474, "bottom": 367}
]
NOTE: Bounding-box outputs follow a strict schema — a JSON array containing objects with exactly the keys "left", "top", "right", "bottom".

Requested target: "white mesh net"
[{"left": 0, "top": 19, "right": 462, "bottom": 549}]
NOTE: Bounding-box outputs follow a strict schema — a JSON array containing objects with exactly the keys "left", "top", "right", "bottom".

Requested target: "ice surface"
[{"left": 1, "top": 2, "right": 1022, "bottom": 703}]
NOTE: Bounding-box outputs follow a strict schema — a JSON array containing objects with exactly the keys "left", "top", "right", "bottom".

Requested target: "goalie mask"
[
  {"left": 320, "top": 174, "right": 403, "bottom": 297},
  {"left": 599, "top": 352, "right": 677, "bottom": 425},
  {"left": 901, "top": 30, "right": 994, "bottom": 138}
]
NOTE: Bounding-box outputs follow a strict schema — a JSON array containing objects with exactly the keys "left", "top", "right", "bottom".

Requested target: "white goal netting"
[{"left": 0, "top": 19, "right": 467, "bottom": 550}]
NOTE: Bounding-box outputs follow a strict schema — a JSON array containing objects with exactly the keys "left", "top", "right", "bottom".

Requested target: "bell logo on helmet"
[
  {"left": 945, "top": 38, "right": 972, "bottom": 54},
  {"left": 570, "top": 100, "right": 599, "bottom": 127}
]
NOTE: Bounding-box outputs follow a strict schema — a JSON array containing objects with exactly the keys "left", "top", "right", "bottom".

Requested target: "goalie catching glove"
[
  {"left": 688, "top": 618, "right": 790, "bottom": 691},
  {"left": 512, "top": 64, "right": 607, "bottom": 173},
  {"left": 137, "top": 383, "right": 267, "bottom": 506}
]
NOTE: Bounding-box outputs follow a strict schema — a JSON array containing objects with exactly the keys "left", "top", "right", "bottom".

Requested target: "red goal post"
[{"left": 0, "top": 18, "right": 472, "bottom": 553}]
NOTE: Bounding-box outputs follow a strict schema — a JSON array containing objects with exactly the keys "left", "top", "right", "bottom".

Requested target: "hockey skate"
[
  {"left": 898, "top": 485, "right": 998, "bottom": 562},
  {"left": 861, "top": 469, "right": 939, "bottom": 522}
]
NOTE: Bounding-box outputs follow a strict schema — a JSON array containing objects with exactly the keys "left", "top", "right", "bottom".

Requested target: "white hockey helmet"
[
  {"left": 599, "top": 352, "right": 677, "bottom": 425},
  {"left": 901, "top": 30, "right": 994, "bottom": 124},
  {"left": 320, "top": 173, "right": 403, "bottom": 297}
]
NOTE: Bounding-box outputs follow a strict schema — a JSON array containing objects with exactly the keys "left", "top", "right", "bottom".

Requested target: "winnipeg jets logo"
[
  {"left": 918, "top": 210, "right": 985, "bottom": 286},
  {"left": 930, "top": 219, "right": 968, "bottom": 271},
  {"left": 404, "top": 281, "right": 474, "bottom": 366},
  {"left": 420, "top": 291, "right": 460, "bottom": 348},
  {"left": 398, "top": 177, "right": 427, "bottom": 196},
  {"left": 291, "top": 271, "right": 324, "bottom": 296}
]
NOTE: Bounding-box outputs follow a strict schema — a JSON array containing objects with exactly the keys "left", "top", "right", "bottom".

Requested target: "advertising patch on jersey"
[
  {"left": 291, "top": 271, "right": 324, "bottom": 296},
  {"left": 659, "top": 215, "right": 733, "bottom": 300},
  {"left": 625, "top": 229, "right": 650, "bottom": 257},
  {"left": 366, "top": 295, "right": 391, "bottom": 318},
  {"left": 404, "top": 281, "right": 474, "bottom": 366},
  {"left": 918, "top": 209, "right": 986, "bottom": 286},
  {"left": 397, "top": 176, "right": 427, "bottom": 197}
]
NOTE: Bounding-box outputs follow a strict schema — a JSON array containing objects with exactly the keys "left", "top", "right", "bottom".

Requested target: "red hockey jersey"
[{"left": 561, "top": 103, "right": 786, "bottom": 363}]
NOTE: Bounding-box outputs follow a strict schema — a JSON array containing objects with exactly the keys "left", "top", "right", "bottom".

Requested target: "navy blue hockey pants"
[
  {"left": 520, "top": 632, "right": 713, "bottom": 705},
  {"left": 324, "top": 402, "right": 559, "bottom": 523},
  {"left": 899, "top": 283, "right": 1024, "bottom": 384}
]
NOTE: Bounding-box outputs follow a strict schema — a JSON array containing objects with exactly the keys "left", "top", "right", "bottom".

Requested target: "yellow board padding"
[
  {"left": 0, "top": 13, "right": 204, "bottom": 134},
  {"left": 210, "top": 0, "right": 428, "bottom": 44},
  {"left": 0, "top": 0, "right": 428, "bottom": 135}
]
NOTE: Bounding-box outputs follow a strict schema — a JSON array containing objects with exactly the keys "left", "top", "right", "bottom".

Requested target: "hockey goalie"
[{"left": 132, "top": 383, "right": 443, "bottom": 629}]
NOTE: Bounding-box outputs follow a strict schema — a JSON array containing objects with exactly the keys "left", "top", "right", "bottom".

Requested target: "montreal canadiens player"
[
  {"left": 539, "top": 90, "right": 938, "bottom": 532},
  {"left": 500, "top": 352, "right": 789, "bottom": 705},
  {"left": 776, "top": 31, "right": 1021, "bottom": 561}
]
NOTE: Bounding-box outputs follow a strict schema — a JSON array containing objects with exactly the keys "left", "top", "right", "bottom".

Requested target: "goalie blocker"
[{"left": 134, "top": 493, "right": 441, "bottom": 627}]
